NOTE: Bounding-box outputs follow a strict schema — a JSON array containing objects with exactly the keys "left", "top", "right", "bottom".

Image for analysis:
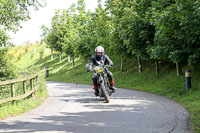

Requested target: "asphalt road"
[{"left": 0, "top": 81, "right": 190, "bottom": 133}]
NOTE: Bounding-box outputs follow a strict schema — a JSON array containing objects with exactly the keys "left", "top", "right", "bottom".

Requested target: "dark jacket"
[{"left": 90, "top": 55, "right": 113, "bottom": 66}]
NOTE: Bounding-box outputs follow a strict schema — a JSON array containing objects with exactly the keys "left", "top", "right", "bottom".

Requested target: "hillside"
[
  {"left": 8, "top": 43, "right": 200, "bottom": 132},
  {"left": 0, "top": 43, "right": 48, "bottom": 119}
]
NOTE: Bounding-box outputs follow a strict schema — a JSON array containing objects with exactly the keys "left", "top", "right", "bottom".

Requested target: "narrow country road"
[{"left": 0, "top": 81, "right": 190, "bottom": 133}]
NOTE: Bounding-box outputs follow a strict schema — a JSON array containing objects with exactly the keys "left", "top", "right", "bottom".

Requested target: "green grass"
[
  {"left": 4, "top": 43, "right": 200, "bottom": 132},
  {"left": 0, "top": 76, "right": 47, "bottom": 119},
  {"left": 0, "top": 44, "right": 48, "bottom": 119}
]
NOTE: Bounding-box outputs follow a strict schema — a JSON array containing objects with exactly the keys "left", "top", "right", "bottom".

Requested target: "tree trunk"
[
  {"left": 72, "top": 56, "right": 75, "bottom": 69},
  {"left": 176, "top": 62, "right": 181, "bottom": 76},
  {"left": 120, "top": 56, "right": 124, "bottom": 72},
  {"left": 59, "top": 51, "right": 62, "bottom": 63},
  {"left": 51, "top": 49, "right": 53, "bottom": 60},
  {"left": 68, "top": 55, "right": 70, "bottom": 64},
  {"left": 156, "top": 60, "right": 159, "bottom": 76},
  {"left": 137, "top": 56, "right": 142, "bottom": 73}
]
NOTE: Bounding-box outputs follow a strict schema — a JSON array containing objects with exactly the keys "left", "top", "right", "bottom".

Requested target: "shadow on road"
[
  {"left": 0, "top": 96, "right": 149, "bottom": 133},
  {"left": 0, "top": 82, "right": 189, "bottom": 133}
]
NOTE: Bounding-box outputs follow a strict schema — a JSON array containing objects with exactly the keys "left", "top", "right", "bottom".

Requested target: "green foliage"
[
  {"left": 30, "top": 53, "right": 34, "bottom": 59},
  {"left": 0, "top": 73, "right": 47, "bottom": 119},
  {"left": 39, "top": 49, "right": 44, "bottom": 59},
  {"left": 17, "top": 53, "right": 22, "bottom": 61},
  {"left": 0, "top": 48, "right": 15, "bottom": 81},
  {"left": 42, "top": 0, "right": 114, "bottom": 61},
  {"left": 41, "top": 0, "right": 200, "bottom": 68},
  {"left": 106, "top": 0, "right": 155, "bottom": 59},
  {"left": 0, "top": 0, "right": 46, "bottom": 31},
  {"left": 40, "top": 0, "right": 200, "bottom": 77},
  {"left": 0, "top": 29, "right": 10, "bottom": 47},
  {"left": 0, "top": 0, "right": 46, "bottom": 81},
  {"left": 0, "top": 44, "right": 48, "bottom": 119},
  {"left": 149, "top": 0, "right": 200, "bottom": 65},
  {"left": 24, "top": 45, "right": 29, "bottom": 53}
]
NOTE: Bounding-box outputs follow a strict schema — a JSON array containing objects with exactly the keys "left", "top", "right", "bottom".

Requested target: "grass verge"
[
  {"left": 0, "top": 44, "right": 48, "bottom": 119},
  {"left": 0, "top": 74, "right": 48, "bottom": 119}
]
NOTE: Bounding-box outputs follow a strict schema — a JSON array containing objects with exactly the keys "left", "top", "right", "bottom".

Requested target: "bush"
[
  {"left": 39, "top": 49, "right": 44, "bottom": 59},
  {"left": 17, "top": 53, "right": 22, "bottom": 60},
  {"left": 30, "top": 53, "right": 34, "bottom": 59},
  {"left": 14, "top": 50, "right": 17, "bottom": 54},
  {"left": 24, "top": 46, "right": 28, "bottom": 53},
  {"left": 0, "top": 48, "right": 15, "bottom": 81}
]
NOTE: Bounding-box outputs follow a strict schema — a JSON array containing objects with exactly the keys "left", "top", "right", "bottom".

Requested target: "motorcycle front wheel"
[{"left": 100, "top": 82, "right": 110, "bottom": 103}]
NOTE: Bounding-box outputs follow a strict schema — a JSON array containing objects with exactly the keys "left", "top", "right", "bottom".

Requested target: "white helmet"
[{"left": 95, "top": 46, "right": 104, "bottom": 55}]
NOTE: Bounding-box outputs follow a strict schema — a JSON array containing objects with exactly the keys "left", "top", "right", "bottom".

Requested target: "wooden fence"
[{"left": 0, "top": 73, "right": 39, "bottom": 105}]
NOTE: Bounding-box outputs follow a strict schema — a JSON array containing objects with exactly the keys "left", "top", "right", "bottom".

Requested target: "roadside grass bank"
[
  {"left": 0, "top": 74, "right": 47, "bottom": 119},
  {"left": 0, "top": 44, "right": 48, "bottom": 119}
]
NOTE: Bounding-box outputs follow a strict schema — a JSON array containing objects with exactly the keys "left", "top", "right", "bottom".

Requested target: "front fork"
[{"left": 97, "top": 74, "right": 112, "bottom": 97}]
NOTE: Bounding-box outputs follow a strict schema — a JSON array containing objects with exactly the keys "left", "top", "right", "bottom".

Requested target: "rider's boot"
[
  {"left": 110, "top": 79, "right": 116, "bottom": 92},
  {"left": 93, "top": 84, "right": 99, "bottom": 96}
]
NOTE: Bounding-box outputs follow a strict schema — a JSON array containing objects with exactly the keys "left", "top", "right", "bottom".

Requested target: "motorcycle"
[{"left": 86, "top": 64, "right": 113, "bottom": 103}]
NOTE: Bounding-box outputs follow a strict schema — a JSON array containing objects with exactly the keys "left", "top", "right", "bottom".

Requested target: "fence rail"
[{"left": 0, "top": 73, "right": 39, "bottom": 105}]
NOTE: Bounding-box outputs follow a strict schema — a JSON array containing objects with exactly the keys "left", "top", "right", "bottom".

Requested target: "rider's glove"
[
  {"left": 87, "top": 68, "right": 91, "bottom": 72},
  {"left": 87, "top": 66, "right": 92, "bottom": 72}
]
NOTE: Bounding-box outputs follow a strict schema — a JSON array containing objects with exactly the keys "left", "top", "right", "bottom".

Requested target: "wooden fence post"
[
  {"left": 23, "top": 81, "right": 27, "bottom": 94},
  {"left": 30, "top": 79, "right": 34, "bottom": 97},
  {"left": 11, "top": 84, "right": 15, "bottom": 104}
]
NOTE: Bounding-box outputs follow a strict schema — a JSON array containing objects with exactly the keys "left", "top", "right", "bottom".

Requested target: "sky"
[{"left": 9, "top": 0, "right": 104, "bottom": 45}]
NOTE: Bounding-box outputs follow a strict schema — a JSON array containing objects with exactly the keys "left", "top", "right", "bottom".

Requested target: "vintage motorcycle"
[{"left": 86, "top": 64, "right": 113, "bottom": 103}]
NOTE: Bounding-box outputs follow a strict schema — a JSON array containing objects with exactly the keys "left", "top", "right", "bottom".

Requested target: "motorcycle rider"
[{"left": 87, "top": 46, "right": 116, "bottom": 96}]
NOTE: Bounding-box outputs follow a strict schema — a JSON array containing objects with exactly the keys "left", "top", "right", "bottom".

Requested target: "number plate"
[{"left": 96, "top": 68, "right": 103, "bottom": 73}]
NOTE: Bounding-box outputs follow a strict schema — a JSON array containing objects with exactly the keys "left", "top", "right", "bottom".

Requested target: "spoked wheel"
[{"left": 100, "top": 83, "right": 110, "bottom": 103}]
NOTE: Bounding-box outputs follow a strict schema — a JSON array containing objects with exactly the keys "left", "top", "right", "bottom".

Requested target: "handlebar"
[
  {"left": 86, "top": 64, "right": 112, "bottom": 72},
  {"left": 104, "top": 65, "right": 112, "bottom": 68}
]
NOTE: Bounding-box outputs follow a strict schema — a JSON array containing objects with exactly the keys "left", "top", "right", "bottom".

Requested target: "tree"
[
  {"left": 0, "top": 29, "right": 10, "bottom": 47},
  {"left": 0, "top": 0, "right": 46, "bottom": 31},
  {"left": 40, "top": 25, "right": 55, "bottom": 60},
  {"left": 75, "top": 0, "right": 113, "bottom": 62},
  {"left": 149, "top": 0, "right": 200, "bottom": 76},
  {"left": 106, "top": 0, "right": 155, "bottom": 72},
  {"left": 42, "top": 0, "right": 200, "bottom": 77},
  {"left": 0, "top": 0, "right": 45, "bottom": 81}
]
